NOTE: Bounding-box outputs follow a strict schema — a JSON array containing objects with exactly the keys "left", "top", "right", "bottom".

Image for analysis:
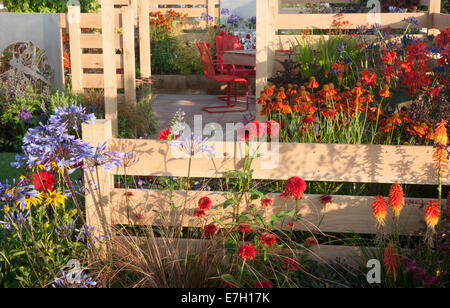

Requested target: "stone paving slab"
[{"left": 150, "top": 94, "right": 255, "bottom": 139}]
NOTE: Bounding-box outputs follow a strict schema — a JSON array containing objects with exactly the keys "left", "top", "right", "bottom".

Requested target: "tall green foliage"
[{"left": 2, "top": 0, "right": 99, "bottom": 13}]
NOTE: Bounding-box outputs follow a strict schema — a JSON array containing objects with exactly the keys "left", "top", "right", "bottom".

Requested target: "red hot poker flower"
[
  {"left": 389, "top": 183, "right": 405, "bottom": 218},
  {"left": 260, "top": 232, "right": 277, "bottom": 248},
  {"left": 32, "top": 172, "right": 55, "bottom": 192},
  {"left": 424, "top": 200, "right": 440, "bottom": 229},
  {"left": 383, "top": 242, "right": 399, "bottom": 280},
  {"left": 238, "top": 243, "right": 257, "bottom": 260},
  {"left": 372, "top": 196, "right": 388, "bottom": 225},
  {"left": 198, "top": 196, "right": 212, "bottom": 210}
]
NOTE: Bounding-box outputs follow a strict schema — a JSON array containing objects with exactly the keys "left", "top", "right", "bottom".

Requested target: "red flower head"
[
  {"left": 305, "top": 76, "right": 319, "bottom": 89},
  {"left": 379, "top": 85, "right": 391, "bottom": 98},
  {"left": 204, "top": 224, "right": 217, "bottom": 238},
  {"left": 382, "top": 52, "right": 396, "bottom": 65},
  {"left": 372, "top": 196, "right": 388, "bottom": 225},
  {"left": 424, "top": 200, "right": 440, "bottom": 229},
  {"left": 260, "top": 232, "right": 277, "bottom": 248},
  {"left": 260, "top": 198, "right": 272, "bottom": 207},
  {"left": 198, "top": 196, "right": 212, "bottom": 210},
  {"left": 305, "top": 237, "right": 318, "bottom": 247},
  {"left": 32, "top": 172, "right": 55, "bottom": 192},
  {"left": 238, "top": 223, "right": 251, "bottom": 234},
  {"left": 194, "top": 209, "right": 206, "bottom": 218},
  {"left": 434, "top": 119, "right": 448, "bottom": 146},
  {"left": 222, "top": 281, "right": 236, "bottom": 288},
  {"left": 254, "top": 280, "right": 272, "bottom": 288},
  {"left": 388, "top": 182, "right": 404, "bottom": 218},
  {"left": 282, "top": 176, "right": 307, "bottom": 200},
  {"left": 238, "top": 243, "right": 257, "bottom": 260},
  {"left": 158, "top": 128, "right": 172, "bottom": 140},
  {"left": 383, "top": 242, "right": 399, "bottom": 279},
  {"left": 266, "top": 120, "right": 280, "bottom": 137},
  {"left": 282, "top": 257, "right": 300, "bottom": 271},
  {"left": 361, "top": 70, "right": 376, "bottom": 87},
  {"left": 320, "top": 195, "right": 332, "bottom": 205}
]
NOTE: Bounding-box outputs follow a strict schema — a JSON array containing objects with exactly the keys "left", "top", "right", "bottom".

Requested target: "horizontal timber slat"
[
  {"left": 59, "top": 12, "right": 122, "bottom": 28},
  {"left": 110, "top": 189, "right": 428, "bottom": 235},
  {"left": 80, "top": 33, "right": 123, "bottom": 49},
  {"left": 274, "top": 13, "right": 428, "bottom": 29},
  {"left": 109, "top": 139, "right": 449, "bottom": 185},
  {"left": 82, "top": 73, "right": 124, "bottom": 88},
  {"left": 81, "top": 53, "right": 124, "bottom": 69}
]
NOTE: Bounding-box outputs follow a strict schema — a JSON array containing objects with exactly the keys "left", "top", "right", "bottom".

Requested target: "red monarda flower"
[
  {"left": 238, "top": 243, "right": 257, "bottom": 260},
  {"left": 319, "top": 195, "right": 332, "bottom": 205},
  {"left": 222, "top": 281, "right": 236, "bottom": 288},
  {"left": 260, "top": 198, "right": 272, "bottom": 207},
  {"left": 194, "top": 209, "right": 206, "bottom": 218},
  {"left": 238, "top": 223, "right": 251, "bottom": 234},
  {"left": 204, "top": 224, "right": 217, "bottom": 238},
  {"left": 282, "top": 257, "right": 300, "bottom": 271},
  {"left": 32, "top": 172, "right": 55, "bottom": 192},
  {"left": 424, "top": 200, "right": 440, "bottom": 229},
  {"left": 372, "top": 196, "right": 388, "bottom": 225},
  {"left": 260, "top": 232, "right": 277, "bottom": 248},
  {"left": 389, "top": 182, "right": 405, "bottom": 218},
  {"left": 198, "top": 196, "right": 212, "bottom": 210},
  {"left": 254, "top": 280, "right": 272, "bottom": 288},
  {"left": 383, "top": 242, "right": 399, "bottom": 279},
  {"left": 282, "top": 176, "right": 307, "bottom": 200},
  {"left": 305, "top": 237, "right": 318, "bottom": 247},
  {"left": 158, "top": 128, "right": 172, "bottom": 140}
]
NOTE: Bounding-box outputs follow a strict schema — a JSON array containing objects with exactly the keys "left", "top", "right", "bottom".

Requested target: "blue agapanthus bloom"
[
  {"left": 227, "top": 14, "right": 240, "bottom": 25},
  {"left": 52, "top": 270, "right": 97, "bottom": 288},
  {"left": 221, "top": 8, "right": 230, "bottom": 15},
  {"left": 403, "top": 16, "right": 419, "bottom": 27},
  {"left": 171, "top": 132, "right": 215, "bottom": 157}
]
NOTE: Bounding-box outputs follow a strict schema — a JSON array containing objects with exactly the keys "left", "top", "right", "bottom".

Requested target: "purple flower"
[{"left": 19, "top": 108, "right": 32, "bottom": 122}]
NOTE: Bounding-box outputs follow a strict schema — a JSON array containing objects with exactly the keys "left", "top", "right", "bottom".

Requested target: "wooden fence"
[
  {"left": 255, "top": 0, "right": 450, "bottom": 119},
  {"left": 82, "top": 119, "right": 450, "bottom": 263}
]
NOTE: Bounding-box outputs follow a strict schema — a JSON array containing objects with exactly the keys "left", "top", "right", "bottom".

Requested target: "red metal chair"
[
  {"left": 196, "top": 42, "right": 249, "bottom": 113},
  {"left": 215, "top": 34, "right": 256, "bottom": 78}
]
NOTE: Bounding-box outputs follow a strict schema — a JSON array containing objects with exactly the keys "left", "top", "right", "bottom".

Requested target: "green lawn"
[{"left": 0, "top": 152, "right": 22, "bottom": 183}]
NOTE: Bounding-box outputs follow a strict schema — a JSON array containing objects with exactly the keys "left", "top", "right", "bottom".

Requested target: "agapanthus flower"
[
  {"left": 85, "top": 141, "right": 124, "bottom": 172},
  {"left": 171, "top": 132, "right": 214, "bottom": 157},
  {"left": 238, "top": 243, "right": 257, "bottom": 260},
  {"left": 281, "top": 176, "right": 306, "bottom": 200},
  {"left": 388, "top": 182, "right": 404, "bottom": 218},
  {"left": 260, "top": 232, "right": 277, "bottom": 247},
  {"left": 424, "top": 200, "right": 440, "bottom": 229},
  {"left": 372, "top": 195, "right": 388, "bottom": 226},
  {"left": 49, "top": 105, "right": 96, "bottom": 131},
  {"left": 198, "top": 196, "right": 212, "bottom": 210},
  {"left": 52, "top": 270, "right": 97, "bottom": 288},
  {"left": 254, "top": 280, "right": 272, "bottom": 288}
]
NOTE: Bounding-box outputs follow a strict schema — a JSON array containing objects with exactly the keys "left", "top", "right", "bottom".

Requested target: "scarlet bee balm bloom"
[
  {"left": 260, "top": 198, "right": 272, "bottom": 207},
  {"left": 282, "top": 176, "right": 307, "bottom": 200},
  {"left": 260, "top": 232, "right": 277, "bottom": 247},
  {"left": 198, "top": 196, "right": 212, "bottom": 210},
  {"left": 238, "top": 243, "right": 257, "bottom": 260},
  {"left": 254, "top": 281, "right": 273, "bottom": 288},
  {"left": 32, "top": 172, "right": 55, "bottom": 192}
]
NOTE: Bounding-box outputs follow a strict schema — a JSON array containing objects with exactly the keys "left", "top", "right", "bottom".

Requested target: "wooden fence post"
[
  {"left": 256, "top": 0, "right": 276, "bottom": 121},
  {"left": 68, "top": 6, "right": 83, "bottom": 94},
  {"left": 428, "top": 0, "right": 441, "bottom": 36},
  {"left": 82, "top": 119, "right": 113, "bottom": 250},
  {"left": 139, "top": 0, "right": 151, "bottom": 79},
  {"left": 122, "top": 6, "right": 137, "bottom": 106},
  {"left": 102, "top": 0, "right": 119, "bottom": 137}
]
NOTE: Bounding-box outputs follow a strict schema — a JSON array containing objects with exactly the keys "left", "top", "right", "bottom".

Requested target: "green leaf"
[{"left": 222, "top": 198, "right": 235, "bottom": 209}]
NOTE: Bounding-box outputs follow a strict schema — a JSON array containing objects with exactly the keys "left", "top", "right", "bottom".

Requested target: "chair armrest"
[{"left": 214, "top": 62, "right": 236, "bottom": 79}]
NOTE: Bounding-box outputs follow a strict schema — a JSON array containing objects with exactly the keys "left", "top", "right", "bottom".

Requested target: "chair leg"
[{"left": 202, "top": 80, "right": 250, "bottom": 114}]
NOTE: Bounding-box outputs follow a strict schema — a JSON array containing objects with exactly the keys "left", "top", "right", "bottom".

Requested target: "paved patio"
[{"left": 150, "top": 94, "right": 255, "bottom": 139}]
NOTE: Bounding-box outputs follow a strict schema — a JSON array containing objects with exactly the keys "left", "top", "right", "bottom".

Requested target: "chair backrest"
[
  {"left": 196, "top": 42, "right": 215, "bottom": 79},
  {"left": 215, "top": 34, "right": 242, "bottom": 62}
]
